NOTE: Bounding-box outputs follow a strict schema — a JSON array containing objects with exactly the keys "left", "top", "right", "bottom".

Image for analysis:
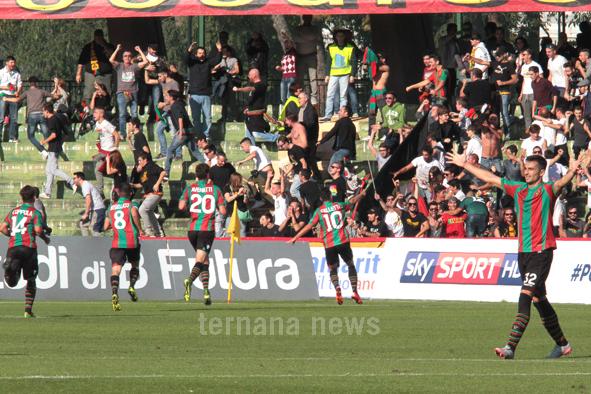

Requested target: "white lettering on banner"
[
  {"left": 158, "top": 248, "right": 185, "bottom": 289},
  {"left": 229, "top": 256, "right": 257, "bottom": 290},
  {"left": 436, "top": 256, "right": 498, "bottom": 280},
  {"left": 402, "top": 252, "right": 435, "bottom": 282},
  {"left": 37, "top": 246, "right": 70, "bottom": 290},
  {"left": 81, "top": 261, "right": 108, "bottom": 289},
  {"left": 119, "top": 254, "right": 148, "bottom": 289},
  {"left": 273, "top": 258, "right": 299, "bottom": 290},
  {"left": 502, "top": 258, "right": 520, "bottom": 280}
]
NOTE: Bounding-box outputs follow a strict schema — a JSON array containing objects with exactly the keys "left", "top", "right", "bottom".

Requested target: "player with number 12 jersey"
[
  {"left": 103, "top": 184, "right": 144, "bottom": 311},
  {"left": 289, "top": 188, "right": 365, "bottom": 305},
  {"left": 179, "top": 163, "right": 226, "bottom": 306}
]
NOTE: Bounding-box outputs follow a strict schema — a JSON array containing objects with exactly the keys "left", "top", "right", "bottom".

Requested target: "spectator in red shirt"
[{"left": 440, "top": 197, "right": 468, "bottom": 238}]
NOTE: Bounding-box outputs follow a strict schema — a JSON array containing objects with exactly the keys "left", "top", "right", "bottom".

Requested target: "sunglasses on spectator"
[
  {"left": 408, "top": 202, "right": 417, "bottom": 206},
  {"left": 429, "top": 208, "right": 438, "bottom": 211},
  {"left": 505, "top": 213, "right": 514, "bottom": 216},
  {"left": 568, "top": 211, "right": 578, "bottom": 215}
]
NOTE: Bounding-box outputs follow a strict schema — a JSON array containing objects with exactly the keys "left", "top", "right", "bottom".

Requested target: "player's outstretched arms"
[{"left": 288, "top": 223, "right": 314, "bottom": 244}]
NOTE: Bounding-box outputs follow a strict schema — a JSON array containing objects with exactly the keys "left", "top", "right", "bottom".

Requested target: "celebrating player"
[
  {"left": 447, "top": 151, "right": 589, "bottom": 359},
  {"left": 179, "top": 163, "right": 226, "bottom": 306},
  {"left": 1, "top": 185, "right": 50, "bottom": 318},
  {"left": 289, "top": 187, "right": 365, "bottom": 305},
  {"left": 103, "top": 183, "right": 144, "bottom": 311}
]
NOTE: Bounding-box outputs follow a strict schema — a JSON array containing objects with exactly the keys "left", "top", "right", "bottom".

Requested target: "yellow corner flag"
[{"left": 227, "top": 201, "right": 240, "bottom": 303}]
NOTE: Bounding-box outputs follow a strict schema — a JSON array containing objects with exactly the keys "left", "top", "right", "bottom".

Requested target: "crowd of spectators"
[{"left": 2, "top": 18, "right": 591, "bottom": 239}]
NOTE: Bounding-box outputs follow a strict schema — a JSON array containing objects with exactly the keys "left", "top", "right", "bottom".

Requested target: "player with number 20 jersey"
[
  {"left": 179, "top": 164, "right": 226, "bottom": 306},
  {"left": 289, "top": 188, "right": 365, "bottom": 305}
]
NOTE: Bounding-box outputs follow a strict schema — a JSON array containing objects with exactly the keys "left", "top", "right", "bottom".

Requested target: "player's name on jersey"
[
  {"left": 320, "top": 205, "right": 341, "bottom": 214},
  {"left": 12, "top": 209, "right": 34, "bottom": 217},
  {"left": 191, "top": 185, "right": 215, "bottom": 193},
  {"left": 111, "top": 202, "right": 132, "bottom": 210}
]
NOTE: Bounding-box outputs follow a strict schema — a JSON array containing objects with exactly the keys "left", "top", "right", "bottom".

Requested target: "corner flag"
[{"left": 227, "top": 201, "right": 240, "bottom": 303}]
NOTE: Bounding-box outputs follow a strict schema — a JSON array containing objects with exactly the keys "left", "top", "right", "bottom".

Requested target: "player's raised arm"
[{"left": 446, "top": 151, "right": 502, "bottom": 188}]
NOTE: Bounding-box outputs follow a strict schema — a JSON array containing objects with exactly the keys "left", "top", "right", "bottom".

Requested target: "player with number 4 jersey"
[
  {"left": 179, "top": 163, "right": 226, "bottom": 306},
  {"left": 103, "top": 184, "right": 144, "bottom": 311},
  {"left": 1, "top": 185, "right": 49, "bottom": 318},
  {"left": 289, "top": 188, "right": 365, "bottom": 305}
]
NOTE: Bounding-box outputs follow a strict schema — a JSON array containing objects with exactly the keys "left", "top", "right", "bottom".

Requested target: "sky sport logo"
[{"left": 401, "top": 251, "right": 521, "bottom": 285}]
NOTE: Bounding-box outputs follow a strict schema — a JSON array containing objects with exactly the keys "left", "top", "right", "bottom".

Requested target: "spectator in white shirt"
[
  {"left": 92, "top": 107, "right": 120, "bottom": 196},
  {"left": 546, "top": 44, "right": 568, "bottom": 97},
  {"left": 464, "top": 125, "right": 482, "bottom": 161},
  {"left": 466, "top": 33, "right": 491, "bottom": 78},
  {"left": 0, "top": 56, "right": 23, "bottom": 142},
  {"left": 518, "top": 49, "right": 543, "bottom": 130},
  {"left": 521, "top": 124, "right": 547, "bottom": 157}
]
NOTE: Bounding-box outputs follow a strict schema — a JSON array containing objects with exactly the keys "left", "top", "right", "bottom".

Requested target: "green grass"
[{"left": 1, "top": 300, "right": 590, "bottom": 392}]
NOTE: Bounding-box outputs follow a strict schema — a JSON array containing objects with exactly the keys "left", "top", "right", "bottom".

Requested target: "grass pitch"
[{"left": 1, "top": 299, "right": 590, "bottom": 393}]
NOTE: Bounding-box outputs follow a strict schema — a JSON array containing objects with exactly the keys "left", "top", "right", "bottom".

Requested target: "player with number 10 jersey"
[
  {"left": 179, "top": 163, "right": 226, "bottom": 306},
  {"left": 289, "top": 188, "right": 365, "bottom": 305}
]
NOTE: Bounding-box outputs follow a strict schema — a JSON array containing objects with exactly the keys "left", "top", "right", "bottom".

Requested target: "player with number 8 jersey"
[
  {"left": 1, "top": 185, "right": 49, "bottom": 318},
  {"left": 289, "top": 188, "right": 366, "bottom": 305},
  {"left": 179, "top": 163, "right": 226, "bottom": 306},
  {"left": 103, "top": 184, "right": 144, "bottom": 311}
]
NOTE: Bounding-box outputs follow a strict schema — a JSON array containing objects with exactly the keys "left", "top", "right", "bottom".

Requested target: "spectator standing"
[
  {"left": 559, "top": 206, "right": 585, "bottom": 238},
  {"left": 575, "top": 49, "right": 591, "bottom": 80},
  {"left": 359, "top": 208, "right": 389, "bottom": 238},
  {"left": 441, "top": 197, "right": 467, "bottom": 238},
  {"left": 131, "top": 153, "right": 167, "bottom": 237},
  {"left": 38, "top": 104, "right": 75, "bottom": 199},
  {"left": 264, "top": 172, "right": 288, "bottom": 227},
  {"left": 393, "top": 146, "right": 444, "bottom": 199},
  {"left": 322, "top": 30, "right": 356, "bottom": 121},
  {"left": 480, "top": 116, "right": 504, "bottom": 171},
  {"left": 105, "top": 150, "right": 128, "bottom": 202},
  {"left": 164, "top": 90, "right": 204, "bottom": 176},
  {"left": 406, "top": 55, "right": 448, "bottom": 105},
  {"left": 276, "top": 40, "right": 297, "bottom": 104},
  {"left": 0, "top": 56, "right": 22, "bottom": 142},
  {"left": 126, "top": 117, "right": 151, "bottom": 162},
  {"left": 109, "top": 44, "right": 148, "bottom": 139},
  {"left": 298, "top": 92, "right": 320, "bottom": 177},
  {"left": 236, "top": 137, "right": 273, "bottom": 199},
  {"left": 4, "top": 76, "right": 51, "bottom": 156},
  {"left": 490, "top": 48, "right": 518, "bottom": 137},
  {"left": 460, "top": 69, "right": 491, "bottom": 110},
  {"left": 234, "top": 69, "right": 276, "bottom": 144},
  {"left": 374, "top": 193, "right": 404, "bottom": 237},
  {"left": 293, "top": 15, "right": 323, "bottom": 108},
  {"left": 546, "top": 44, "right": 568, "bottom": 97},
  {"left": 277, "top": 136, "right": 309, "bottom": 198},
  {"left": 76, "top": 29, "right": 115, "bottom": 102},
  {"left": 258, "top": 213, "right": 281, "bottom": 236},
  {"left": 427, "top": 201, "right": 443, "bottom": 238},
  {"left": 212, "top": 46, "right": 240, "bottom": 122},
  {"left": 439, "top": 23, "right": 462, "bottom": 104},
  {"left": 89, "top": 82, "right": 111, "bottom": 112},
  {"left": 278, "top": 199, "right": 308, "bottom": 237},
  {"left": 518, "top": 49, "right": 543, "bottom": 130},
  {"left": 531, "top": 66, "right": 557, "bottom": 117},
  {"left": 466, "top": 33, "right": 491, "bottom": 78},
  {"left": 373, "top": 92, "right": 406, "bottom": 147},
  {"left": 401, "top": 196, "right": 430, "bottom": 237},
  {"left": 368, "top": 128, "right": 391, "bottom": 171},
  {"left": 246, "top": 32, "right": 269, "bottom": 80},
  {"left": 92, "top": 107, "right": 120, "bottom": 196},
  {"left": 494, "top": 207, "right": 518, "bottom": 238},
  {"left": 51, "top": 77, "right": 69, "bottom": 113},
  {"left": 318, "top": 105, "right": 356, "bottom": 166},
  {"left": 521, "top": 124, "right": 547, "bottom": 157},
  {"left": 284, "top": 115, "right": 307, "bottom": 149},
  {"left": 224, "top": 173, "right": 250, "bottom": 237},
  {"left": 185, "top": 41, "right": 222, "bottom": 139},
  {"left": 210, "top": 152, "right": 236, "bottom": 237},
  {"left": 73, "top": 172, "right": 106, "bottom": 237},
  {"left": 566, "top": 106, "right": 591, "bottom": 159},
  {"left": 144, "top": 69, "right": 180, "bottom": 159},
  {"left": 460, "top": 193, "right": 489, "bottom": 237}
]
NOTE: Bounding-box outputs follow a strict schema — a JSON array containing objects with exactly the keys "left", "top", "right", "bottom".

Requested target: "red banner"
[{"left": 1, "top": 0, "right": 591, "bottom": 19}]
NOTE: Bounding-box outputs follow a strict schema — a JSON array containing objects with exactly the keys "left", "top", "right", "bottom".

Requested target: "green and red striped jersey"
[
  {"left": 502, "top": 179, "right": 557, "bottom": 252},
  {"left": 109, "top": 198, "right": 140, "bottom": 249},
  {"left": 309, "top": 201, "right": 353, "bottom": 248},
  {"left": 3, "top": 204, "right": 43, "bottom": 249},
  {"left": 181, "top": 180, "right": 224, "bottom": 232}
]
